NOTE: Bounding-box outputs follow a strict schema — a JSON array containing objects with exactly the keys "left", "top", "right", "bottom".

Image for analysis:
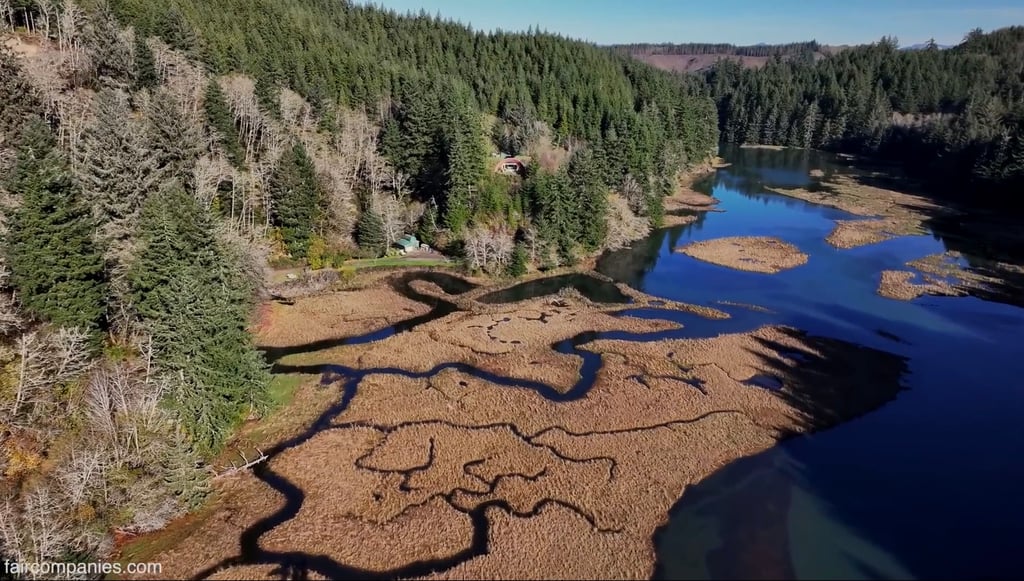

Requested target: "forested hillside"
[
  {"left": 705, "top": 28, "right": 1024, "bottom": 201},
  {"left": 0, "top": 0, "right": 718, "bottom": 573},
  {"left": 107, "top": 0, "right": 719, "bottom": 268}
]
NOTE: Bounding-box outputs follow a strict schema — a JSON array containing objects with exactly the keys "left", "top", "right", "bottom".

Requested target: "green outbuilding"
[{"left": 396, "top": 234, "right": 420, "bottom": 252}]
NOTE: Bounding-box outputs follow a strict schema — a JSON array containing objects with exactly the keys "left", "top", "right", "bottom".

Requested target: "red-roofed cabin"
[{"left": 495, "top": 157, "right": 526, "bottom": 176}]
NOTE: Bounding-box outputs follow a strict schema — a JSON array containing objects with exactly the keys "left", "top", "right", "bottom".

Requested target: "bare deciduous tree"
[
  {"left": 1, "top": 327, "right": 92, "bottom": 426},
  {"left": 463, "top": 225, "right": 515, "bottom": 273},
  {"left": 374, "top": 192, "right": 422, "bottom": 247},
  {"left": 221, "top": 75, "right": 271, "bottom": 166},
  {"left": 55, "top": 89, "right": 92, "bottom": 159},
  {"left": 280, "top": 88, "right": 314, "bottom": 134},
  {"left": 619, "top": 173, "right": 646, "bottom": 215},
  {"left": 56, "top": 448, "right": 106, "bottom": 507},
  {"left": 0, "top": 263, "right": 22, "bottom": 336},
  {"left": 35, "top": 0, "right": 56, "bottom": 40},
  {"left": 0, "top": 0, "right": 13, "bottom": 31},
  {"left": 376, "top": 193, "right": 406, "bottom": 247},
  {"left": 193, "top": 154, "right": 233, "bottom": 210},
  {"left": 149, "top": 38, "right": 207, "bottom": 123},
  {"left": 56, "top": 1, "right": 85, "bottom": 57},
  {"left": 604, "top": 193, "right": 651, "bottom": 250}
]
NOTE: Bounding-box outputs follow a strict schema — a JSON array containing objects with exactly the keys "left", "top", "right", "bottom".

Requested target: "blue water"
[{"left": 597, "top": 147, "right": 1024, "bottom": 580}]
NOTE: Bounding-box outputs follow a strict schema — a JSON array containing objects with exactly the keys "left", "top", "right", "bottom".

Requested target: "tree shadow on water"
[
  {"left": 653, "top": 328, "right": 912, "bottom": 580},
  {"left": 748, "top": 327, "right": 909, "bottom": 435},
  {"left": 843, "top": 169, "right": 1024, "bottom": 310}
]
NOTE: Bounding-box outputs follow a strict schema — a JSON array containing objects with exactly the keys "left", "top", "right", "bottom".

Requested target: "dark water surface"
[{"left": 596, "top": 146, "right": 1024, "bottom": 580}]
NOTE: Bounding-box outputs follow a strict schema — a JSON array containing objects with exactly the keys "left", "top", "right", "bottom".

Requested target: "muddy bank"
[
  {"left": 663, "top": 158, "right": 729, "bottom": 219},
  {"left": 661, "top": 212, "right": 700, "bottom": 227},
  {"left": 675, "top": 237, "right": 808, "bottom": 274},
  {"left": 129, "top": 268, "right": 906, "bottom": 580},
  {"left": 664, "top": 190, "right": 721, "bottom": 214},
  {"left": 826, "top": 218, "right": 919, "bottom": 249},
  {"left": 877, "top": 251, "right": 1024, "bottom": 303}
]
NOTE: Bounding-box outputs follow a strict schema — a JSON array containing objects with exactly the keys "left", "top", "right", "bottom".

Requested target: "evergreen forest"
[{"left": 704, "top": 28, "right": 1024, "bottom": 202}]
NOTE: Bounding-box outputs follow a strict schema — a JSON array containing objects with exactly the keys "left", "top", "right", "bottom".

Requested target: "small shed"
[
  {"left": 396, "top": 234, "right": 420, "bottom": 252},
  {"left": 495, "top": 157, "right": 526, "bottom": 176}
]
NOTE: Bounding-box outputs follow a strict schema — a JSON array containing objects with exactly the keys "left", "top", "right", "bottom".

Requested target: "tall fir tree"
[
  {"left": 267, "top": 141, "right": 322, "bottom": 258},
  {"left": 507, "top": 242, "right": 528, "bottom": 277},
  {"left": 132, "top": 35, "right": 159, "bottom": 91},
  {"left": 568, "top": 149, "right": 608, "bottom": 250},
  {"left": 416, "top": 198, "right": 439, "bottom": 245},
  {"left": 84, "top": 6, "right": 133, "bottom": 85},
  {"left": 255, "top": 73, "right": 281, "bottom": 119},
  {"left": 0, "top": 47, "right": 45, "bottom": 143},
  {"left": 356, "top": 203, "right": 386, "bottom": 257},
  {"left": 157, "top": 6, "right": 198, "bottom": 54},
  {"left": 203, "top": 79, "right": 245, "bottom": 168},
  {"left": 440, "top": 90, "right": 486, "bottom": 233},
  {"left": 145, "top": 88, "right": 203, "bottom": 188},
  {"left": 75, "top": 88, "right": 159, "bottom": 262},
  {"left": 130, "top": 186, "right": 269, "bottom": 454},
  {"left": 2, "top": 120, "right": 107, "bottom": 335}
]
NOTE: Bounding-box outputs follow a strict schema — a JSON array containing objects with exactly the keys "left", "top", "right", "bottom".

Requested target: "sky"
[{"left": 359, "top": 0, "right": 1024, "bottom": 47}]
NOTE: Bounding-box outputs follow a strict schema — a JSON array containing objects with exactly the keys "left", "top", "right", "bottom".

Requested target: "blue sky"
[{"left": 360, "top": 0, "right": 1024, "bottom": 46}]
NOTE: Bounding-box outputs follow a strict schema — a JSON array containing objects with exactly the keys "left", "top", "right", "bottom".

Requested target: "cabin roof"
[{"left": 494, "top": 157, "right": 526, "bottom": 171}]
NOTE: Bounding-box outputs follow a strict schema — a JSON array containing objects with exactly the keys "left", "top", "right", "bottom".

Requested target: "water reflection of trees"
[
  {"left": 596, "top": 213, "right": 708, "bottom": 287},
  {"left": 717, "top": 145, "right": 846, "bottom": 195}
]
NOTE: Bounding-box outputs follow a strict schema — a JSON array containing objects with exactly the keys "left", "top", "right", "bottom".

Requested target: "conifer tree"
[
  {"left": 507, "top": 242, "right": 528, "bottom": 277},
  {"left": 203, "top": 80, "right": 245, "bottom": 168},
  {"left": 417, "top": 198, "right": 439, "bottom": 245},
  {"left": 133, "top": 35, "right": 159, "bottom": 91},
  {"left": 146, "top": 88, "right": 203, "bottom": 188},
  {"left": 0, "top": 47, "right": 44, "bottom": 143},
  {"left": 130, "top": 186, "right": 269, "bottom": 453},
  {"left": 76, "top": 88, "right": 159, "bottom": 261},
  {"left": 255, "top": 73, "right": 280, "bottom": 119},
  {"left": 84, "top": 7, "right": 133, "bottom": 85},
  {"left": 385, "top": 81, "right": 443, "bottom": 190},
  {"left": 356, "top": 204, "right": 386, "bottom": 257},
  {"left": 2, "top": 120, "right": 107, "bottom": 335},
  {"left": 157, "top": 6, "right": 198, "bottom": 54},
  {"left": 440, "top": 91, "right": 486, "bottom": 233},
  {"left": 568, "top": 149, "right": 608, "bottom": 250},
  {"left": 267, "top": 141, "right": 322, "bottom": 258}
]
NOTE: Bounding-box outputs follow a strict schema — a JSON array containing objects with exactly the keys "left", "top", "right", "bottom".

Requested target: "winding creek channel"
[{"left": 219, "top": 146, "right": 1022, "bottom": 580}]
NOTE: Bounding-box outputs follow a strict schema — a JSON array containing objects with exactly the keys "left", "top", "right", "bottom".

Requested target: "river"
[{"left": 595, "top": 146, "right": 1024, "bottom": 580}]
